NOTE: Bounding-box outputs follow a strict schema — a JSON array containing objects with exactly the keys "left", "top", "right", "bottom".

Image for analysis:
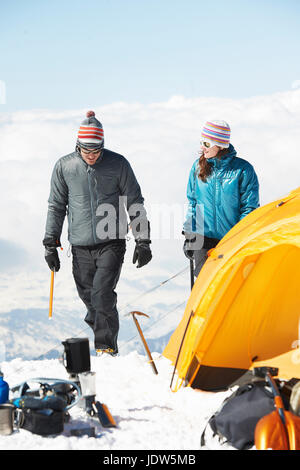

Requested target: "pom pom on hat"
[
  {"left": 77, "top": 110, "right": 104, "bottom": 149},
  {"left": 86, "top": 110, "right": 95, "bottom": 118}
]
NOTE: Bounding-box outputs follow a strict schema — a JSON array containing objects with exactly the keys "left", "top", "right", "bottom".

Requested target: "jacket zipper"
[
  {"left": 87, "top": 167, "right": 97, "bottom": 244},
  {"left": 213, "top": 162, "right": 218, "bottom": 236}
]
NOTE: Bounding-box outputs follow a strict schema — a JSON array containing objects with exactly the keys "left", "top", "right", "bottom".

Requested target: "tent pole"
[{"left": 170, "top": 310, "right": 194, "bottom": 391}]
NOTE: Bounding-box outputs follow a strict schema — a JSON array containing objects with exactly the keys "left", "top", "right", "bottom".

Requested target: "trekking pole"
[
  {"left": 129, "top": 311, "right": 158, "bottom": 375},
  {"left": 49, "top": 269, "right": 55, "bottom": 320},
  {"left": 265, "top": 372, "right": 288, "bottom": 430},
  {"left": 190, "top": 259, "right": 194, "bottom": 290},
  {"left": 253, "top": 367, "right": 290, "bottom": 449}
]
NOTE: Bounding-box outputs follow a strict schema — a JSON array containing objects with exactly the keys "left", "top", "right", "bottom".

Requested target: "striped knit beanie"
[
  {"left": 77, "top": 111, "right": 104, "bottom": 149},
  {"left": 201, "top": 120, "right": 231, "bottom": 148}
]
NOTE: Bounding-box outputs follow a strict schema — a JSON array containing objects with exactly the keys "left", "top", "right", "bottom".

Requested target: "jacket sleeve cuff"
[{"left": 42, "top": 237, "right": 61, "bottom": 248}]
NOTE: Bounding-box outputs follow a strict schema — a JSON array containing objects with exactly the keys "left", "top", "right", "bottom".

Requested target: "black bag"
[
  {"left": 20, "top": 408, "right": 64, "bottom": 436},
  {"left": 12, "top": 381, "right": 74, "bottom": 436},
  {"left": 201, "top": 380, "right": 278, "bottom": 450}
]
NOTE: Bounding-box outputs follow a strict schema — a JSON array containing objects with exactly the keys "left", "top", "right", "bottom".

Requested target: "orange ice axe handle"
[
  {"left": 49, "top": 269, "right": 55, "bottom": 319},
  {"left": 130, "top": 311, "right": 158, "bottom": 375}
]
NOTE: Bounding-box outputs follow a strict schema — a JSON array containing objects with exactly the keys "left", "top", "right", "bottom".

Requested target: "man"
[{"left": 43, "top": 111, "right": 152, "bottom": 356}]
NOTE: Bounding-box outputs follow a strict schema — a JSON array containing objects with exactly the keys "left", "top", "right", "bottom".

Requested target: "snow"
[{"left": 0, "top": 351, "right": 233, "bottom": 451}]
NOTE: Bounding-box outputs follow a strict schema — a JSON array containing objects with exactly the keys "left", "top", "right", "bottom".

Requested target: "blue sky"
[{"left": 1, "top": 0, "right": 300, "bottom": 112}]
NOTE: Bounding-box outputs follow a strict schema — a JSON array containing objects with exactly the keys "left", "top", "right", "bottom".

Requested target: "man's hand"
[
  {"left": 45, "top": 247, "right": 60, "bottom": 272},
  {"left": 133, "top": 240, "right": 152, "bottom": 268},
  {"left": 43, "top": 237, "right": 61, "bottom": 272}
]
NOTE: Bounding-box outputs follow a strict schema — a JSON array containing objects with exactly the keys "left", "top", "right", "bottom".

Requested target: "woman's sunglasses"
[{"left": 201, "top": 141, "right": 211, "bottom": 149}]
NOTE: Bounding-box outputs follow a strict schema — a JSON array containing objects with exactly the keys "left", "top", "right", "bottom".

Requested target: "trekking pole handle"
[
  {"left": 49, "top": 269, "right": 55, "bottom": 319},
  {"left": 266, "top": 372, "right": 286, "bottom": 425}
]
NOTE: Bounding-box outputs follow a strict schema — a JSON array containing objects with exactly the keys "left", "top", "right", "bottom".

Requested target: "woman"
[{"left": 183, "top": 120, "right": 259, "bottom": 277}]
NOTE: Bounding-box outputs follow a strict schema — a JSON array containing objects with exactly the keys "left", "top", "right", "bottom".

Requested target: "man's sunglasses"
[{"left": 81, "top": 148, "right": 101, "bottom": 155}]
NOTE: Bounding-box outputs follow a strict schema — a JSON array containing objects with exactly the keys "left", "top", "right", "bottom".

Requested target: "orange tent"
[{"left": 163, "top": 187, "right": 300, "bottom": 391}]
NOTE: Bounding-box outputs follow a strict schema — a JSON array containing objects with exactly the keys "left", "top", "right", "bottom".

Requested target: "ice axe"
[
  {"left": 49, "top": 269, "right": 55, "bottom": 320},
  {"left": 129, "top": 311, "right": 158, "bottom": 375}
]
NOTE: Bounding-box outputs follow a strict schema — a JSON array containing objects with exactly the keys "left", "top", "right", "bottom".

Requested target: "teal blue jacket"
[{"left": 183, "top": 145, "right": 259, "bottom": 240}]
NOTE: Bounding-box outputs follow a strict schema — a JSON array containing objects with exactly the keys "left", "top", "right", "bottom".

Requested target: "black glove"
[
  {"left": 183, "top": 238, "right": 195, "bottom": 261},
  {"left": 45, "top": 248, "right": 60, "bottom": 272},
  {"left": 43, "top": 237, "right": 61, "bottom": 272},
  {"left": 133, "top": 240, "right": 152, "bottom": 268},
  {"left": 182, "top": 231, "right": 198, "bottom": 261}
]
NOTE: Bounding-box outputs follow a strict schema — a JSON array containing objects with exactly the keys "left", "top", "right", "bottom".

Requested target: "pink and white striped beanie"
[
  {"left": 201, "top": 120, "right": 231, "bottom": 148},
  {"left": 77, "top": 111, "right": 104, "bottom": 149}
]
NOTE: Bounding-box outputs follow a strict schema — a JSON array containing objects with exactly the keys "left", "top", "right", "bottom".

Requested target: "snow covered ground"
[{"left": 0, "top": 350, "right": 234, "bottom": 451}]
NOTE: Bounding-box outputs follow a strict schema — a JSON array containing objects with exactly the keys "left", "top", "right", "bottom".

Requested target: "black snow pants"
[{"left": 72, "top": 240, "right": 126, "bottom": 352}]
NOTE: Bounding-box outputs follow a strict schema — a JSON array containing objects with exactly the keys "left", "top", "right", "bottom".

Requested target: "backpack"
[{"left": 201, "top": 380, "right": 279, "bottom": 450}]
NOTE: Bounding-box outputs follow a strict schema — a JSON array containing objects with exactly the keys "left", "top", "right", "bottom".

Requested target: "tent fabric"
[{"left": 163, "top": 187, "right": 300, "bottom": 391}]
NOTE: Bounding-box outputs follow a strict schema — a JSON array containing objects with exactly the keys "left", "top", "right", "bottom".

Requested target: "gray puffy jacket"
[{"left": 44, "top": 148, "right": 149, "bottom": 246}]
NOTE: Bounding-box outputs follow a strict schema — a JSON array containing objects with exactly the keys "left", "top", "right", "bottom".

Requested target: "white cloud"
[{"left": 1, "top": 89, "right": 300, "bottom": 250}]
